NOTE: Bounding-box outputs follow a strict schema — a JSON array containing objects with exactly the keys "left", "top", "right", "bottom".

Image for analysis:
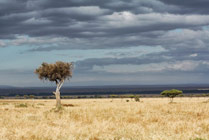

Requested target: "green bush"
[{"left": 134, "top": 95, "right": 140, "bottom": 102}]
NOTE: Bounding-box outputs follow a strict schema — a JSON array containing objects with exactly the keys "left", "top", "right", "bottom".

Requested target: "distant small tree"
[
  {"left": 35, "top": 61, "right": 73, "bottom": 109},
  {"left": 16, "top": 95, "right": 20, "bottom": 99},
  {"left": 129, "top": 94, "right": 135, "bottom": 101},
  {"left": 29, "top": 95, "right": 35, "bottom": 99},
  {"left": 24, "top": 95, "right": 28, "bottom": 99},
  {"left": 161, "top": 89, "right": 183, "bottom": 103},
  {"left": 134, "top": 95, "right": 140, "bottom": 102}
]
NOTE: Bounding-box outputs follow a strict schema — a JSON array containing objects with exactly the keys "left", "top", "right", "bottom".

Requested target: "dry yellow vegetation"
[{"left": 0, "top": 97, "right": 209, "bottom": 140}]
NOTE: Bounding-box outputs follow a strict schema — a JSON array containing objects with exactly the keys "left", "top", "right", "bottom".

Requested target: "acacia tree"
[
  {"left": 35, "top": 61, "right": 73, "bottom": 109},
  {"left": 161, "top": 89, "right": 183, "bottom": 103}
]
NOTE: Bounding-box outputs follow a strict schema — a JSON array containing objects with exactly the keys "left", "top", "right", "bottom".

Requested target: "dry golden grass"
[{"left": 0, "top": 97, "right": 209, "bottom": 140}]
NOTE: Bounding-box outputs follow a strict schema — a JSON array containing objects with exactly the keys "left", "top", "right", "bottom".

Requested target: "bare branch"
[{"left": 58, "top": 80, "right": 64, "bottom": 90}]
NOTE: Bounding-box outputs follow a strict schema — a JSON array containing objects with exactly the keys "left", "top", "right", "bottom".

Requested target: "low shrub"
[{"left": 134, "top": 95, "right": 140, "bottom": 102}]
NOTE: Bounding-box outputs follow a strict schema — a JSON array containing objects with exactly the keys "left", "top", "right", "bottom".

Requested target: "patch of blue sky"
[
  {"left": 202, "top": 25, "right": 209, "bottom": 30},
  {"left": 169, "top": 28, "right": 182, "bottom": 33},
  {"left": 0, "top": 43, "right": 165, "bottom": 70}
]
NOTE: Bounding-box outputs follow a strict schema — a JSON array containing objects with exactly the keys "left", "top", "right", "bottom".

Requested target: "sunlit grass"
[{"left": 0, "top": 97, "right": 209, "bottom": 140}]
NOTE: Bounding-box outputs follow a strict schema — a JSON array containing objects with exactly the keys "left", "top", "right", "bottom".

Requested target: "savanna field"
[{"left": 0, "top": 98, "right": 209, "bottom": 140}]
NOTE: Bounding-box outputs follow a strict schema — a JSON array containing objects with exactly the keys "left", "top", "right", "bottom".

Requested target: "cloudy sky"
[{"left": 1, "top": 0, "right": 209, "bottom": 87}]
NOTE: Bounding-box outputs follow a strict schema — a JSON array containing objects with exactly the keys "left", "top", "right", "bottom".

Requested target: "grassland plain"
[{"left": 0, "top": 98, "right": 209, "bottom": 140}]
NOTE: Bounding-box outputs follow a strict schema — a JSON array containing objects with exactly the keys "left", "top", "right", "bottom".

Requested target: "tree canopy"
[
  {"left": 35, "top": 61, "right": 73, "bottom": 84},
  {"left": 161, "top": 89, "right": 183, "bottom": 98},
  {"left": 161, "top": 89, "right": 183, "bottom": 102}
]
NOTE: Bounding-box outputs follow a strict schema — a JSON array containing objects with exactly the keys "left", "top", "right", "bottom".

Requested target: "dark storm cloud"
[
  {"left": 1, "top": 0, "right": 209, "bottom": 40},
  {"left": 158, "top": 0, "right": 209, "bottom": 14}
]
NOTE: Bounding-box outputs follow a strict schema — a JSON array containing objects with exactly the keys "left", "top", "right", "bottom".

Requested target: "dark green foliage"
[
  {"left": 126, "top": 100, "right": 129, "bottom": 102},
  {"left": 161, "top": 89, "right": 183, "bottom": 102},
  {"left": 129, "top": 94, "right": 135, "bottom": 100}
]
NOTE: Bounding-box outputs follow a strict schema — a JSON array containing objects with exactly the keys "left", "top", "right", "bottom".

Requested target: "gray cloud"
[
  {"left": 159, "top": 0, "right": 209, "bottom": 14},
  {"left": 1, "top": 0, "right": 209, "bottom": 40},
  {"left": 74, "top": 28, "right": 209, "bottom": 75}
]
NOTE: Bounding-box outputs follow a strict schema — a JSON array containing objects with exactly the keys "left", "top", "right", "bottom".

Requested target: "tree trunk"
[
  {"left": 53, "top": 80, "right": 64, "bottom": 109},
  {"left": 55, "top": 91, "right": 61, "bottom": 109},
  {"left": 170, "top": 97, "right": 173, "bottom": 103}
]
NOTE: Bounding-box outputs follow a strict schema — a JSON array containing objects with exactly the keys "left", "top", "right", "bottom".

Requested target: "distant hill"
[{"left": 0, "top": 84, "right": 209, "bottom": 96}]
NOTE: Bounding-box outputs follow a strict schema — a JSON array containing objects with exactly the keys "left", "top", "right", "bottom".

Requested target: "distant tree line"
[{"left": 0, "top": 92, "right": 208, "bottom": 100}]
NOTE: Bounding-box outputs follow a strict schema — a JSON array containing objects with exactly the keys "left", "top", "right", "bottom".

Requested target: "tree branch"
[
  {"left": 58, "top": 80, "right": 64, "bottom": 91},
  {"left": 55, "top": 79, "right": 64, "bottom": 93}
]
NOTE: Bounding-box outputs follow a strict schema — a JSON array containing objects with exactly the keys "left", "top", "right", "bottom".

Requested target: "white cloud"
[
  {"left": 92, "top": 60, "right": 203, "bottom": 73},
  {"left": 45, "top": 6, "right": 110, "bottom": 16},
  {"left": 102, "top": 12, "right": 209, "bottom": 28},
  {"left": 190, "top": 53, "right": 198, "bottom": 57},
  {"left": 167, "top": 61, "right": 199, "bottom": 71},
  {"left": 7, "top": 35, "right": 69, "bottom": 46},
  {"left": 22, "top": 17, "right": 51, "bottom": 25},
  {"left": 0, "top": 41, "right": 6, "bottom": 47}
]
